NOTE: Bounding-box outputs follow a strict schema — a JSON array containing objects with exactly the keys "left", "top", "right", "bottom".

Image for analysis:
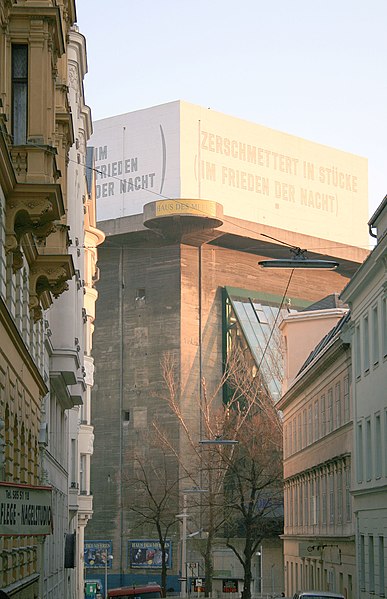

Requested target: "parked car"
[
  {"left": 108, "top": 584, "right": 162, "bottom": 599},
  {"left": 292, "top": 592, "right": 345, "bottom": 599}
]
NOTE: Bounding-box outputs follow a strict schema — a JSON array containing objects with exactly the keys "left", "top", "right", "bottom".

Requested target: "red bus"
[{"left": 108, "top": 584, "right": 162, "bottom": 599}]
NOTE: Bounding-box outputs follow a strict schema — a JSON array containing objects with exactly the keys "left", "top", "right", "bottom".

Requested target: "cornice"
[
  {"left": 341, "top": 234, "right": 387, "bottom": 304},
  {"left": 10, "top": 5, "right": 65, "bottom": 56}
]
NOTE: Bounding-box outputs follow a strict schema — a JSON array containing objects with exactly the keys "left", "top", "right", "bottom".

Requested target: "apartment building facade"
[
  {"left": 341, "top": 195, "right": 387, "bottom": 599},
  {"left": 0, "top": 2, "right": 101, "bottom": 598},
  {"left": 278, "top": 304, "right": 355, "bottom": 598}
]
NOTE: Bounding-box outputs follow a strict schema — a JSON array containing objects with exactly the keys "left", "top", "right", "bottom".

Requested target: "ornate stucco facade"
[{"left": 0, "top": 2, "right": 102, "bottom": 598}]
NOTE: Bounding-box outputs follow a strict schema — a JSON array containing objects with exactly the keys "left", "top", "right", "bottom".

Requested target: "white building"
[
  {"left": 340, "top": 195, "right": 387, "bottom": 599},
  {"left": 68, "top": 25, "right": 105, "bottom": 599},
  {"left": 42, "top": 24, "right": 104, "bottom": 599},
  {"left": 278, "top": 299, "right": 355, "bottom": 598}
]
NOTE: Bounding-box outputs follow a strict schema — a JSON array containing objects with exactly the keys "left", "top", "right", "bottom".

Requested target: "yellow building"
[{"left": 0, "top": 1, "right": 84, "bottom": 597}]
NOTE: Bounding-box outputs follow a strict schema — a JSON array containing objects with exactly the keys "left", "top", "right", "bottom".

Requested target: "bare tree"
[
  {"left": 126, "top": 440, "right": 182, "bottom": 597},
  {"left": 224, "top": 405, "right": 283, "bottom": 599},
  {"left": 152, "top": 348, "right": 283, "bottom": 597}
]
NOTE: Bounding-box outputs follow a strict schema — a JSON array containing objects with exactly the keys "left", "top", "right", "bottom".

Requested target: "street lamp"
[
  {"left": 255, "top": 547, "right": 263, "bottom": 598},
  {"left": 176, "top": 497, "right": 189, "bottom": 598},
  {"left": 104, "top": 554, "right": 113, "bottom": 599},
  {"left": 258, "top": 247, "right": 339, "bottom": 270},
  {"left": 199, "top": 437, "right": 238, "bottom": 445}
]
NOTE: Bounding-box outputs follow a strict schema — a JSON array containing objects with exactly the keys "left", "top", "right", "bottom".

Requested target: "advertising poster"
[
  {"left": 129, "top": 539, "right": 172, "bottom": 568},
  {"left": 222, "top": 579, "right": 238, "bottom": 593},
  {"left": 84, "top": 540, "right": 113, "bottom": 568}
]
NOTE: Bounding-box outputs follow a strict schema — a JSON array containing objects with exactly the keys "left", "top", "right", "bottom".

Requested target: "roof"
[
  {"left": 296, "top": 310, "right": 350, "bottom": 376},
  {"left": 301, "top": 293, "right": 346, "bottom": 312}
]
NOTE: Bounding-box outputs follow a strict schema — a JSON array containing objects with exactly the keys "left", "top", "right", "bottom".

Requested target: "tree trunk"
[
  {"left": 161, "top": 552, "right": 167, "bottom": 598},
  {"left": 158, "top": 534, "right": 167, "bottom": 597},
  {"left": 241, "top": 528, "right": 254, "bottom": 599}
]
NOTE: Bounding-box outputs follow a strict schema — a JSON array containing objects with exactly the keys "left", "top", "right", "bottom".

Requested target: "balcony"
[
  {"left": 5, "top": 181, "right": 65, "bottom": 272},
  {"left": 78, "top": 491, "right": 93, "bottom": 518},
  {"left": 69, "top": 481, "right": 79, "bottom": 512},
  {"left": 29, "top": 253, "right": 74, "bottom": 321}
]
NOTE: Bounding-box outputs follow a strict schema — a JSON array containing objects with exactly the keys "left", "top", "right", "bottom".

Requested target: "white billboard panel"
[
  {"left": 91, "top": 101, "right": 368, "bottom": 247},
  {"left": 0, "top": 482, "right": 52, "bottom": 536}
]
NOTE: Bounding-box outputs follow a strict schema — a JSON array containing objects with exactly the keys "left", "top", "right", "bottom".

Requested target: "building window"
[
  {"left": 12, "top": 45, "right": 28, "bottom": 144},
  {"left": 369, "top": 535, "right": 375, "bottom": 594},
  {"left": 135, "top": 288, "right": 146, "bottom": 302},
  {"left": 366, "top": 418, "right": 372, "bottom": 481},
  {"left": 360, "top": 535, "right": 365, "bottom": 590},
  {"left": 304, "top": 479, "right": 309, "bottom": 527},
  {"left": 287, "top": 484, "right": 293, "bottom": 528},
  {"left": 308, "top": 405, "right": 313, "bottom": 444},
  {"left": 303, "top": 409, "right": 307, "bottom": 447},
  {"left": 80, "top": 454, "right": 87, "bottom": 493},
  {"left": 357, "top": 421, "right": 364, "bottom": 483},
  {"left": 375, "top": 414, "right": 381, "bottom": 479},
  {"left": 284, "top": 424, "right": 288, "bottom": 458},
  {"left": 335, "top": 382, "right": 341, "bottom": 428},
  {"left": 293, "top": 417, "right": 297, "bottom": 452},
  {"left": 297, "top": 413, "right": 301, "bottom": 451},
  {"left": 322, "top": 474, "right": 327, "bottom": 526},
  {"left": 329, "top": 471, "right": 334, "bottom": 524},
  {"left": 299, "top": 483, "right": 303, "bottom": 526},
  {"left": 345, "top": 467, "right": 351, "bottom": 522},
  {"left": 314, "top": 399, "right": 319, "bottom": 441},
  {"left": 372, "top": 305, "right": 379, "bottom": 366},
  {"left": 355, "top": 324, "right": 361, "bottom": 379},
  {"left": 321, "top": 394, "right": 326, "bottom": 436},
  {"left": 328, "top": 389, "right": 333, "bottom": 433},
  {"left": 337, "top": 469, "right": 343, "bottom": 524},
  {"left": 316, "top": 476, "right": 320, "bottom": 526},
  {"left": 379, "top": 536, "right": 384, "bottom": 596},
  {"left": 310, "top": 478, "right": 316, "bottom": 525},
  {"left": 363, "top": 314, "right": 370, "bottom": 373},
  {"left": 343, "top": 375, "right": 350, "bottom": 422},
  {"left": 70, "top": 438, "right": 77, "bottom": 487}
]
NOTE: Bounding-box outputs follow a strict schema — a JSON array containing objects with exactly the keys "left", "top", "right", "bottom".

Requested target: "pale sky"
[{"left": 76, "top": 0, "right": 386, "bottom": 240}]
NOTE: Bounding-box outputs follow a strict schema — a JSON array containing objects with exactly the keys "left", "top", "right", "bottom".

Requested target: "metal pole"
[
  {"left": 105, "top": 558, "right": 108, "bottom": 599},
  {"left": 105, "top": 554, "right": 113, "bottom": 599},
  {"left": 260, "top": 546, "right": 263, "bottom": 598},
  {"left": 181, "top": 494, "right": 188, "bottom": 598}
]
